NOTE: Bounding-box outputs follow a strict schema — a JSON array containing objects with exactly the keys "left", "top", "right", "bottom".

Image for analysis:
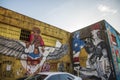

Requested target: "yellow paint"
[
  {"left": 0, "top": 23, "right": 21, "bottom": 40},
  {"left": 79, "top": 48, "right": 88, "bottom": 67}
]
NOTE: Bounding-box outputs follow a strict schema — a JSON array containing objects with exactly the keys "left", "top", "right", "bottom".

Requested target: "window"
[
  {"left": 20, "top": 29, "right": 30, "bottom": 41},
  {"left": 60, "top": 74, "right": 75, "bottom": 80},
  {"left": 66, "top": 74, "right": 75, "bottom": 80},
  {"left": 47, "top": 74, "right": 60, "bottom": 80},
  {"left": 36, "top": 75, "right": 47, "bottom": 80}
]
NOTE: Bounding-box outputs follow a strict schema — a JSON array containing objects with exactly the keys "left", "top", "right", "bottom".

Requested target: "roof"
[{"left": 38, "top": 72, "right": 71, "bottom": 75}]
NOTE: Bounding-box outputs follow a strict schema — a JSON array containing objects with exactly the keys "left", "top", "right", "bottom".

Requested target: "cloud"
[{"left": 98, "top": 4, "right": 117, "bottom": 14}]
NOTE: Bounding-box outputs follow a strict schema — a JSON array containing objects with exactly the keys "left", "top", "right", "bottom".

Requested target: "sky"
[{"left": 0, "top": 0, "right": 120, "bottom": 32}]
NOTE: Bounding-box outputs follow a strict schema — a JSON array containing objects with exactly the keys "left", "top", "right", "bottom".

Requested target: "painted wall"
[
  {"left": 105, "top": 21, "right": 120, "bottom": 80},
  {"left": 0, "top": 7, "right": 72, "bottom": 79},
  {"left": 71, "top": 20, "right": 115, "bottom": 80},
  {"left": 1, "top": 6, "right": 120, "bottom": 80}
]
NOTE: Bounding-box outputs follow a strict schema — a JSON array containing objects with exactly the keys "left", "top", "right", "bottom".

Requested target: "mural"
[
  {"left": 41, "top": 62, "right": 50, "bottom": 72},
  {"left": 72, "top": 31, "right": 85, "bottom": 76},
  {"left": 0, "top": 27, "right": 69, "bottom": 76},
  {"left": 105, "top": 22, "right": 120, "bottom": 80},
  {"left": 1, "top": 6, "right": 119, "bottom": 80},
  {"left": 2, "top": 61, "right": 14, "bottom": 78},
  {"left": 58, "top": 61, "right": 65, "bottom": 72},
  {"left": 0, "top": 36, "right": 25, "bottom": 57},
  {"left": 72, "top": 22, "right": 113, "bottom": 80}
]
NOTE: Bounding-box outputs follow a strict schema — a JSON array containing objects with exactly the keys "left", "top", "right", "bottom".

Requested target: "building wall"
[
  {"left": 0, "top": 7, "right": 72, "bottom": 79},
  {"left": 1, "top": 6, "right": 120, "bottom": 80},
  {"left": 105, "top": 21, "right": 120, "bottom": 80},
  {"left": 71, "top": 20, "right": 116, "bottom": 80}
]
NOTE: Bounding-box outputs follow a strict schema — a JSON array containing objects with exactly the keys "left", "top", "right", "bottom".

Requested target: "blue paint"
[
  {"left": 72, "top": 31, "right": 85, "bottom": 53},
  {"left": 28, "top": 52, "right": 41, "bottom": 59}
]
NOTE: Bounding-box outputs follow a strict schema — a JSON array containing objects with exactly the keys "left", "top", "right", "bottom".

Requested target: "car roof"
[
  {"left": 36, "top": 72, "right": 82, "bottom": 80},
  {"left": 37, "top": 72, "right": 71, "bottom": 75}
]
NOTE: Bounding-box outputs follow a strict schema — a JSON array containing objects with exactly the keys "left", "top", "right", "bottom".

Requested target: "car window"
[
  {"left": 60, "top": 74, "right": 75, "bottom": 80},
  {"left": 47, "top": 74, "right": 60, "bottom": 80},
  {"left": 59, "top": 74, "right": 67, "bottom": 80},
  {"left": 66, "top": 74, "right": 74, "bottom": 80},
  {"left": 25, "top": 74, "right": 39, "bottom": 80},
  {"left": 26, "top": 77, "right": 35, "bottom": 80},
  {"left": 25, "top": 74, "right": 47, "bottom": 80},
  {"left": 36, "top": 75, "right": 47, "bottom": 80}
]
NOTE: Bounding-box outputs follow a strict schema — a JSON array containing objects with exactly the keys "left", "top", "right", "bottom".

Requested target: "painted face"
[
  {"left": 91, "top": 30, "right": 99, "bottom": 40},
  {"left": 34, "top": 48, "right": 39, "bottom": 54},
  {"left": 32, "top": 27, "right": 40, "bottom": 36},
  {"left": 34, "top": 31, "right": 39, "bottom": 36}
]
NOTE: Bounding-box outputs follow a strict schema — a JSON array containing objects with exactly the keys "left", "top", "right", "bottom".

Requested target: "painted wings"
[
  {"left": 0, "top": 36, "right": 25, "bottom": 58},
  {"left": 0, "top": 36, "right": 69, "bottom": 60}
]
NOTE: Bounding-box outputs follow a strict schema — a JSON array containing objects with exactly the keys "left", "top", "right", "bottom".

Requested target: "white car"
[{"left": 24, "top": 72, "right": 82, "bottom": 80}]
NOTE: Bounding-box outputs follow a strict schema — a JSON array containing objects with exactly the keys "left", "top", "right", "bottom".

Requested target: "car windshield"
[{"left": 25, "top": 74, "right": 48, "bottom": 80}]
